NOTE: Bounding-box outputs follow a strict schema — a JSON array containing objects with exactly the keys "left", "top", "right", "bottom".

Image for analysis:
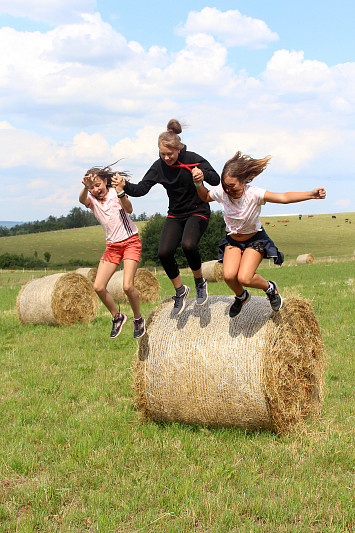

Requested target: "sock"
[
  {"left": 175, "top": 285, "right": 185, "bottom": 297},
  {"left": 194, "top": 276, "right": 204, "bottom": 286},
  {"left": 134, "top": 316, "right": 142, "bottom": 322},
  {"left": 236, "top": 290, "right": 247, "bottom": 301},
  {"left": 266, "top": 281, "right": 274, "bottom": 293}
]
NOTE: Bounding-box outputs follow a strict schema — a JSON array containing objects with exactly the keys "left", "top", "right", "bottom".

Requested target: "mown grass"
[
  {"left": 0, "top": 261, "right": 354, "bottom": 532},
  {"left": 0, "top": 213, "right": 354, "bottom": 266}
]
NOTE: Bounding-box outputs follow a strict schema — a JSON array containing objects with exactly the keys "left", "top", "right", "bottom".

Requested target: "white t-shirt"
[
  {"left": 86, "top": 188, "right": 138, "bottom": 243},
  {"left": 209, "top": 183, "right": 266, "bottom": 235}
]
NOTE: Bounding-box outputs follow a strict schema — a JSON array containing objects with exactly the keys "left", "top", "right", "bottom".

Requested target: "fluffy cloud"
[{"left": 176, "top": 7, "right": 279, "bottom": 48}]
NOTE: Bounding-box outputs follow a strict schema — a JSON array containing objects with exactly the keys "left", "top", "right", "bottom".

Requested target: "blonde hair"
[
  {"left": 221, "top": 151, "right": 271, "bottom": 193},
  {"left": 158, "top": 119, "right": 184, "bottom": 150}
]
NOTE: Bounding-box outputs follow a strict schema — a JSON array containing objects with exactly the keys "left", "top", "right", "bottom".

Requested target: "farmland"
[{"left": 0, "top": 214, "right": 354, "bottom": 532}]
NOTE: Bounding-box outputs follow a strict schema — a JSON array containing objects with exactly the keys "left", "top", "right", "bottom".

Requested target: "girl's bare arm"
[{"left": 264, "top": 188, "right": 326, "bottom": 204}]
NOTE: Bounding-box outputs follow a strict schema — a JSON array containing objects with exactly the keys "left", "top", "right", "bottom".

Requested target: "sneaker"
[
  {"left": 172, "top": 285, "right": 190, "bottom": 316},
  {"left": 133, "top": 317, "right": 146, "bottom": 339},
  {"left": 266, "top": 281, "right": 282, "bottom": 311},
  {"left": 229, "top": 290, "right": 251, "bottom": 318},
  {"left": 195, "top": 279, "right": 208, "bottom": 306},
  {"left": 110, "top": 312, "right": 127, "bottom": 338}
]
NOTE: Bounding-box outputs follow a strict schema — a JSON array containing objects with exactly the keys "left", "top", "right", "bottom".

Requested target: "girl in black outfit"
[{"left": 117, "top": 119, "right": 220, "bottom": 315}]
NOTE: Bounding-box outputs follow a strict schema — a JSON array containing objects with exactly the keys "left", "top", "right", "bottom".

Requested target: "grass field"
[
  {"left": 0, "top": 213, "right": 354, "bottom": 266},
  {"left": 0, "top": 259, "right": 354, "bottom": 532}
]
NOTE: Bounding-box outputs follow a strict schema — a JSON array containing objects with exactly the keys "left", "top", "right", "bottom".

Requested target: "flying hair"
[
  {"left": 221, "top": 151, "right": 271, "bottom": 194},
  {"left": 85, "top": 159, "right": 131, "bottom": 188}
]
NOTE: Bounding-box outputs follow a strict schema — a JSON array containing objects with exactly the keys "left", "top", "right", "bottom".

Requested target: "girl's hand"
[
  {"left": 82, "top": 173, "right": 94, "bottom": 189},
  {"left": 112, "top": 173, "right": 126, "bottom": 193},
  {"left": 311, "top": 187, "right": 326, "bottom": 199},
  {"left": 192, "top": 167, "right": 204, "bottom": 185}
]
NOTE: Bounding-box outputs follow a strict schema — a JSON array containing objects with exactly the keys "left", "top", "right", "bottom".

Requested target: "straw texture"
[
  {"left": 16, "top": 272, "right": 99, "bottom": 326},
  {"left": 135, "top": 295, "right": 324, "bottom": 434},
  {"left": 201, "top": 260, "right": 224, "bottom": 282},
  {"left": 75, "top": 267, "right": 97, "bottom": 283},
  {"left": 296, "top": 254, "right": 315, "bottom": 265},
  {"left": 107, "top": 268, "right": 159, "bottom": 303}
]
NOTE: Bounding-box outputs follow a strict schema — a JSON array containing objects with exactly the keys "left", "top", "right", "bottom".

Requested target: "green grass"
[
  {"left": 0, "top": 262, "right": 354, "bottom": 532},
  {"left": 1, "top": 213, "right": 354, "bottom": 266}
]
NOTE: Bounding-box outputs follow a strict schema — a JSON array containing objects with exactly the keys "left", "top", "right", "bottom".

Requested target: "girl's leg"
[
  {"left": 237, "top": 248, "right": 268, "bottom": 290},
  {"left": 93, "top": 261, "right": 119, "bottom": 316},
  {"left": 181, "top": 216, "right": 209, "bottom": 280},
  {"left": 223, "top": 246, "right": 244, "bottom": 295},
  {"left": 122, "top": 259, "right": 141, "bottom": 319},
  {"left": 158, "top": 217, "right": 185, "bottom": 286}
]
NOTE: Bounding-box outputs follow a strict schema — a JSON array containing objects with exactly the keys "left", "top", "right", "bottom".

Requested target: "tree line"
[{"left": 0, "top": 210, "right": 226, "bottom": 269}]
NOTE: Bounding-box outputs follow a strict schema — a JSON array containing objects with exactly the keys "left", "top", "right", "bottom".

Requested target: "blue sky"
[{"left": 0, "top": 0, "right": 354, "bottom": 221}]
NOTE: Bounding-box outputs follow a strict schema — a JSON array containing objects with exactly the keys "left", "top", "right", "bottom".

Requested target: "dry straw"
[
  {"left": 201, "top": 260, "right": 224, "bottom": 282},
  {"left": 75, "top": 267, "right": 98, "bottom": 283},
  {"left": 16, "top": 272, "right": 99, "bottom": 326},
  {"left": 296, "top": 253, "right": 315, "bottom": 265},
  {"left": 135, "top": 295, "right": 324, "bottom": 434},
  {"left": 107, "top": 268, "right": 159, "bottom": 303}
]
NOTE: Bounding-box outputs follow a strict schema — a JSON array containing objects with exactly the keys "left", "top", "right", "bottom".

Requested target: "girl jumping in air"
[
  {"left": 117, "top": 119, "right": 220, "bottom": 316},
  {"left": 79, "top": 163, "right": 145, "bottom": 339},
  {"left": 192, "top": 151, "right": 326, "bottom": 317}
]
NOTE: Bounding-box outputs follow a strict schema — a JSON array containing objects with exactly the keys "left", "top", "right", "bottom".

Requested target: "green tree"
[{"left": 44, "top": 251, "right": 51, "bottom": 263}]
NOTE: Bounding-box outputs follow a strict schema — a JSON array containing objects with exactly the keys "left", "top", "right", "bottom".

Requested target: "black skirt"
[{"left": 218, "top": 227, "right": 284, "bottom": 266}]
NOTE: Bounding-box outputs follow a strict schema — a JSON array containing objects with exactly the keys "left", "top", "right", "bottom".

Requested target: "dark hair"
[
  {"left": 158, "top": 118, "right": 185, "bottom": 150},
  {"left": 85, "top": 160, "right": 131, "bottom": 188},
  {"left": 221, "top": 151, "right": 271, "bottom": 193}
]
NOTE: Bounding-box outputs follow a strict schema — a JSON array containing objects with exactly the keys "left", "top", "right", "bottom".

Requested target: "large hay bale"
[
  {"left": 107, "top": 268, "right": 159, "bottom": 303},
  {"left": 296, "top": 254, "right": 314, "bottom": 265},
  {"left": 16, "top": 273, "right": 99, "bottom": 326},
  {"left": 201, "top": 260, "right": 224, "bottom": 282},
  {"left": 75, "top": 267, "right": 97, "bottom": 283},
  {"left": 135, "top": 295, "right": 324, "bottom": 434}
]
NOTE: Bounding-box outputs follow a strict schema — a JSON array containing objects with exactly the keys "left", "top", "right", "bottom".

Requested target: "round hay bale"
[
  {"left": 296, "top": 254, "right": 315, "bottom": 265},
  {"left": 75, "top": 267, "right": 97, "bottom": 283},
  {"left": 16, "top": 273, "right": 99, "bottom": 326},
  {"left": 107, "top": 268, "right": 159, "bottom": 303},
  {"left": 135, "top": 295, "right": 324, "bottom": 434},
  {"left": 201, "top": 260, "right": 224, "bottom": 282}
]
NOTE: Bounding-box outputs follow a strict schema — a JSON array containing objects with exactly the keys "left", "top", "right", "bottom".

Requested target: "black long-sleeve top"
[{"left": 123, "top": 145, "right": 220, "bottom": 218}]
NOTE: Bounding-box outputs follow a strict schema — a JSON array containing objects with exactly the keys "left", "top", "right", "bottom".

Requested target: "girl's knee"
[
  {"left": 93, "top": 283, "right": 105, "bottom": 295},
  {"left": 123, "top": 283, "right": 135, "bottom": 296},
  {"left": 237, "top": 273, "right": 252, "bottom": 286}
]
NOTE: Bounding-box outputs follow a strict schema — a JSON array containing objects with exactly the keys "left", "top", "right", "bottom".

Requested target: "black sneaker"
[
  {"left": 110, "top": 312, "right": 127, "bottom": 338},
  {"left": 229, "top": 290, "right": 251, "bottom": 317},
  {"left": 133, "top": 317, "right": 146, "bottom": 339},
  {"left": 172, "top": 285, "right": 190, "bottom": 315},
  {"left": 266, "top": 281, "right": 282, "bottom": 311},
  {"left": 195, "top": 279, "right": 208, "bottom": 306}
]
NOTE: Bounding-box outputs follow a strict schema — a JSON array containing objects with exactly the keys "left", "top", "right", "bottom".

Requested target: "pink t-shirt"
[
  {"left": 209, "top": 183, "right": 266, "bottom": 235},
  {"left": 86, "top": 188, "right": 138, "bottom": 243}
]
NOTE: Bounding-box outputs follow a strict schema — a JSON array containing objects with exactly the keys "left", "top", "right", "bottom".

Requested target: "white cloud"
[
  {"left": 0, "top": 0, "right": 96, "bottom": 24},
  {"left": 335, "top": 198, "right": 351, "bottom": 207},
  {"left": 176, "top": 7, "right": 279, "bottom": 48}
]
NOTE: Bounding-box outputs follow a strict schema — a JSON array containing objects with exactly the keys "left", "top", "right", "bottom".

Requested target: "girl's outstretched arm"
[
  {"left": 264, "top": 188, "right": 326, "bottom": 204},
  {"left": 79, "top": 174, "right": 94, "bottom": 206}
]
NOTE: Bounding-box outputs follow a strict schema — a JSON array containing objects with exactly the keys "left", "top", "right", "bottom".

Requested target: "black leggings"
[{"left": 158, "top": 215, "right": 209, "bottom": 279}]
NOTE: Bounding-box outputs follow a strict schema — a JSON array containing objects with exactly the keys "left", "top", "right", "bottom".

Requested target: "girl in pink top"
[
  {"left": 192, "top": 151, "right": 326, "bottom": 317},
  {"left": 79, "top": 163, "right": 145, "bottom": 339}
]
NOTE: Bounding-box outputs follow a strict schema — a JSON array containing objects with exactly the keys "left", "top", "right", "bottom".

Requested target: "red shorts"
[{"left": 100, "top": 234, "right": 141, "bottom": 265}]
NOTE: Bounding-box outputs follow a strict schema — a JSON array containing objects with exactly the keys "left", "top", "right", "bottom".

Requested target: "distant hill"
[{"left": 0, "top": 221, "right": 24, "bottom": 228}]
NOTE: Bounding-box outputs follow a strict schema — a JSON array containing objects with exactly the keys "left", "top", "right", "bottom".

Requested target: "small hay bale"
[
  {"left": 296, "top": 254, "right": 315, "bottom": 265},
  {"left": 107, "top": 268, "right": 159, "bottom": 303},
  {"left": 135, "top": 295, "right": 324, "bottom": 434},
  {"left": 16, "top": 273, "right": 99, "bottom": 326},
  {"left": 201, "top": 260, "right": 224, "bottom": 282},
  {"left": 76, "top": 267, "right": 98, "bottom": 283}
]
